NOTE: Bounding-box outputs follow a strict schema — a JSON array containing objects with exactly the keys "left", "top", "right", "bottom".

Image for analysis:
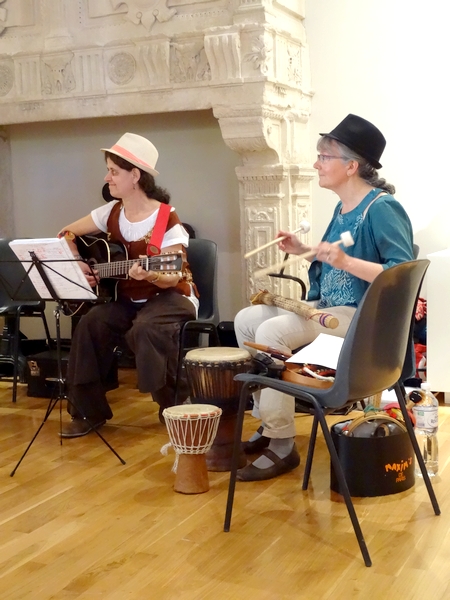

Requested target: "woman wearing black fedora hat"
[
  {"left": 234, "top": 114, "right": 414, "bottom": 481},
  {"left": 56, "top": 132, "right": 198, "bottom": 438}
]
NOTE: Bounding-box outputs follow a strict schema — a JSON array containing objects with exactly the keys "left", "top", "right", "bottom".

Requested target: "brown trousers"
[{"left": 67, "top": 290, "right": 196, "bottom": 421}]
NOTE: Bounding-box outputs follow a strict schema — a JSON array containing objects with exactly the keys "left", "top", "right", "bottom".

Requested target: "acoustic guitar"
[{"left": 64, "top": 234, "right": 183, "bottom": 312}]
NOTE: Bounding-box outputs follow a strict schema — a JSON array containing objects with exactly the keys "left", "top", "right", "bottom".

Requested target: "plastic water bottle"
[{"left": 409, "top": 382, "right": 439, "bottom": 477}]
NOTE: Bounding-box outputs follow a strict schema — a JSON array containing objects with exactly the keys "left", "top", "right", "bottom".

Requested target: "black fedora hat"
[{"left": 320, "top": 114, "right": 386, "bottom": 169}]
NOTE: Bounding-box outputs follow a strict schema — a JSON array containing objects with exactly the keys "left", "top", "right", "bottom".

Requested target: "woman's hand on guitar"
[
  {"left": 78, "top": 260, "right": 99, "bottom": 287},
  {"left": 129, "top": 258, "right": 152, "bottom": 281}
]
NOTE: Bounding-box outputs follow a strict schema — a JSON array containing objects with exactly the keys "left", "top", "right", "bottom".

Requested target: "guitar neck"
[{"left": 94, "top": 256, "right": 181, "bottom": 279}]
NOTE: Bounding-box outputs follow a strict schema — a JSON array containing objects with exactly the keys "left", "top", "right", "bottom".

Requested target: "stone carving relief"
[
  {"left": 287, "top": 44, "right": 302, "bottom": 86},
  {"left": 0, "top": 0, "right": 6, "bottom": 35},
  {"left": 0, "top": 60, "right": 13, "bottom": 96},
  {"left": 244, "top": 35, "right": 272, "bottom": 75},
  {"left": 204, "top": 32, "right": 241, "bottom": 81},
  {"left": 140, "top": 40, "right": 170, "bottom": 85},
  {"left": 109, "top": 0, "right": 177, "bottom": 30},
  {"left": 88, "top": 0, "right": 126, "bottom": 17},
  {"left": 171, "top": 41, "right": 210, "bottom": 82},
  {"left": 42, "top": 53, "right": 76, "bottom": 95},
  {"left": 107, "top": 51, "right": 137, "bottom": 85},
  {"left": 0, "top": 0, "right": 36, "bottom": 34}
]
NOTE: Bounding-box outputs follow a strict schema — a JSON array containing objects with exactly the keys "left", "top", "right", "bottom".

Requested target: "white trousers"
[{"left": 234, "top": 303, "right": 356, "bottom": 438}]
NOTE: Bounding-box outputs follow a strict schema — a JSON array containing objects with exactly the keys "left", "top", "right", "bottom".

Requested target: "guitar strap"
[{"left": 147, "top": 203, "right": 171, "bottom": 256}]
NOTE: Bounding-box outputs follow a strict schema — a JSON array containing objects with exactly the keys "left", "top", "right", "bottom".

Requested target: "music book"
[
  {"left": 9, "top": 237, "right": 97, "bottom": 301},
  {"left": 286, "top": 333, "right": 344, "bottom": 369}
]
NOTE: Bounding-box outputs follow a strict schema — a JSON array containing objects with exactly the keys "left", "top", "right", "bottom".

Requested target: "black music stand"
[{"left": 7, "top": 239, "right": 126, "bottom": 475}]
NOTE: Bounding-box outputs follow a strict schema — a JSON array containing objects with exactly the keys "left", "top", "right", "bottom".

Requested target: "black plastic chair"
[
  {"left": 174, "top": 238, "right": 220, "bottom": 401},
  {"left": 0, "top": 238, "right": 52, "bottom": 402},
  {"left": 224, "top": 260, "right": 440, "bottom": 567}
]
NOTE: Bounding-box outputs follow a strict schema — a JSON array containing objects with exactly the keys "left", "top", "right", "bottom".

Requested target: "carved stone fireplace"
[{"left": 0, "top": 0, "right": 315, "bottom": 301}]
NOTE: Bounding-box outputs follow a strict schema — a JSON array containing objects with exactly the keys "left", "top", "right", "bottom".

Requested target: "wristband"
[{"left": 150, "top": 273, "right": 160, "bottom": 283}]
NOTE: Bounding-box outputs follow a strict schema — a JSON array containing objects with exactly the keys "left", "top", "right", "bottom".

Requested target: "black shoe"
[
  {"left": 59, "top": 418, "right": 106, "bottom": 438},
  {"left": 236, "top": 445, "right": 300, "bottom": 481},
  {"left": 242, "top": 426, "right": 270, "bottom": 454}
]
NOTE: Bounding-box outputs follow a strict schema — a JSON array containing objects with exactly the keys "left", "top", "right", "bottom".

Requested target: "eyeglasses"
[{"left": 316, "top": 154, "right": 344, "bottom": 163}]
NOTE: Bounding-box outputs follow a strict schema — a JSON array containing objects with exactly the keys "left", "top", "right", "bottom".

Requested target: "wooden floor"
[{"left": 1, "top": 370, "right": 449, "bottom": 600}]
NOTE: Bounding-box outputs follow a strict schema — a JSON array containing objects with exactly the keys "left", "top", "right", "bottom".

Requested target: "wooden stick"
[
  {"left": 254, "top": 231, "right": 354, "bottom": 279},
  {"left": 243, "top": 341, "right": 293, "bottom": 360},
  {"left": 244, "top": 220, "right": 310, "bottom": 259}
]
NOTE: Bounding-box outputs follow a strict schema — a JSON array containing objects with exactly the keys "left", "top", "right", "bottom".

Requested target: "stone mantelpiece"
[{"left": 0, "top": 0, "right": 314, "bottom": 301}]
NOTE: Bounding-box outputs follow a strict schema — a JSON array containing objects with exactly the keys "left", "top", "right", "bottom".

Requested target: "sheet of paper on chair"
[{"left": 286, "top": 333, "right": 344, "bottom": 370}]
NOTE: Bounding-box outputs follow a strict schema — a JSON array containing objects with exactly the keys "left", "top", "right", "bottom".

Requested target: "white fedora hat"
[{"left": 101, "top": 132, "right": 159, "bottom": 176}]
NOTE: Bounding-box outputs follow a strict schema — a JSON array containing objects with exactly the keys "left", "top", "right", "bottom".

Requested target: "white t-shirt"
[{"left": 91, "top": 201, "right": 198, "bottom": 313}]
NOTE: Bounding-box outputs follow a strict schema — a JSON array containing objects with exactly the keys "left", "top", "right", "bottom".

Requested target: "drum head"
[
  {"left": 185, "top": 346, "right": 251, "bottom": 362},
  {"left": 163, "top": 404, "right": 222, "bottom": 419}
]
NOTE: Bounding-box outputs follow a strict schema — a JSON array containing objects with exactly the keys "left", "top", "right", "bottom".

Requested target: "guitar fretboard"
[{"left": 95, "top": 254, "right": 182, "bottom": 279}]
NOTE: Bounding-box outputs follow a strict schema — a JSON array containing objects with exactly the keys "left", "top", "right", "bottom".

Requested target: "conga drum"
[
  {"left": 162, "top": 404, "right": 222, "bottom": 494},
  {"left": 183, "top": 347, "right": 252, "bottom": 471}
]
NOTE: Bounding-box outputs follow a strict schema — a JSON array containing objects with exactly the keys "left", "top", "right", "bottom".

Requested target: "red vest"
[{"left": 107, "top": 202, "right": 195, "bottom": 301}]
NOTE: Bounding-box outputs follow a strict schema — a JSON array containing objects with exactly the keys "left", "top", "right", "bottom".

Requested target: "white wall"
[
  {"left": 305, "top": 0, "right": 449, "bottom": 268},
  {"left": 7, "top": 111, "right": 242, "bottom": 337}
]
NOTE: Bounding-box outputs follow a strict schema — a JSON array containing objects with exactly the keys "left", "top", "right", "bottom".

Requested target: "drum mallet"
[
  {"left": 244, "top": 220, "right": 311, "bottom": 259},
  {"left": 254, "top": 231, "right": 354, "bottom": 279}
]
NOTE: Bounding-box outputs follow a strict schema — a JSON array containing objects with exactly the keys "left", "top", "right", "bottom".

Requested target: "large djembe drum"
[
  {"left": 162, "top": 404, "right": 222, "bottom": 494},
  {"left": 183, "top": 347, "right": 252, "bottom": 471}
]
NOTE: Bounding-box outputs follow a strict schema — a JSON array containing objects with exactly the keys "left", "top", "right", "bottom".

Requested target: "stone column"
[{"left": 215, "top": 107, "right": 315, "bottom": 303}]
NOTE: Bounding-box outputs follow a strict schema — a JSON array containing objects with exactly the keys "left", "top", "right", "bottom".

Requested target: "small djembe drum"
[
  {"left": 162, "top": 404, "right": 222, "bottom": 494},
  {"left": 183, "top": 347, "right": 252, "bottom": 471}
]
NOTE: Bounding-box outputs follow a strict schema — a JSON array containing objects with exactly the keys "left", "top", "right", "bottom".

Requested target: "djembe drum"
[
  {"left": 183, "top": 347, "right": 252, "bottom": 471},
  {"left": 162, "top": 404, "right": 222, "bottom": 494}
]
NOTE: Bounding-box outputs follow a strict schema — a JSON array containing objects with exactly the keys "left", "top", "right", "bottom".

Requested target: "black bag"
[{"left": 330, "top": 412, "right": 415, "bottom": 497}]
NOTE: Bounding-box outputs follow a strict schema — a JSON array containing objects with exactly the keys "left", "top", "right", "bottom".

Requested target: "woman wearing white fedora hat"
[
  {"left": 234, "top": 114, "right": 415, "bottom": 481},
  {"left": 57, "top": 132, "right": 198, "bottom": 438}
]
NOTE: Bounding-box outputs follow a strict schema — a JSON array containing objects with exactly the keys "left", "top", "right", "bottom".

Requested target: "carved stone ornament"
[
  {"left": 111, "top": 0, "right": 177, "bottom": 31},
  {"left": 0, "top": 0, "right": 6, "bottom": 36},
  {"left": 171, "top": 41, "right": 210, "bottom": 83},
  {"left": 0, "top": 62, "right": 13, "bottom": 96},
  {"left": 107, "top": 52, "right": 137, "bottom": 85},
  {"left": 42, "top": 53, "right": 76, "bottom": 95},
  {"left": 244, "top": 35, "right": 273, "bottom": 75}
]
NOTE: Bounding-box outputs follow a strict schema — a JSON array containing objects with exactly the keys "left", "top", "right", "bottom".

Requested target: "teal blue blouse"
[{"left": 308, "top": 188, "right": 414, "bottom": 308}]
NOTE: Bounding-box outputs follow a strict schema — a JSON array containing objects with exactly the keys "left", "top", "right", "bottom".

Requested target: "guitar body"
[
  {"left": 76, "top": 234, "right": 122, "bottom": 300},
  {"left": 76, "top": 234, "right": 183, "bottom": 302}
]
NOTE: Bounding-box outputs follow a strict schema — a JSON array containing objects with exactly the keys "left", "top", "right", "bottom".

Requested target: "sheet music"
[
  {"left": 9, "top": 238, "right": 97, "bottom": 301},
  {"left": 286, "top": 333, "right": 344, "bottom": 369}
]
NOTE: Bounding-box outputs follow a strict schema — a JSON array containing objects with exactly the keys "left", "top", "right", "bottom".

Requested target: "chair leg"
[
  {"left": 302, "top": 412, "right": 319, "bottom": 490},
  {"left": 224, "top": 381, "right": 253, "bottom": 532},
  {"left": 394, "top": 382, "right": 441, "bottom": 515},
  {"left": 315, "top": 406, "right": 372, "bottom": 567}
]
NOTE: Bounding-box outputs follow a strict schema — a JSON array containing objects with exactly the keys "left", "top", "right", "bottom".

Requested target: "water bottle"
[{"left": 409, "top": 382, "right": 439, "bottom": 477}]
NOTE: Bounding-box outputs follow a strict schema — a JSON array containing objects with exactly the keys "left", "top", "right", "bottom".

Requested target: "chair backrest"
[
  {"left": 322, "top": 260, "right": 429, "bottom": 407},
  {"left": 0, "top": 238, "right": 43, "bottom": 310},
  {"left": 186, "top": 238, "right": 219, "bottom": 323}
]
